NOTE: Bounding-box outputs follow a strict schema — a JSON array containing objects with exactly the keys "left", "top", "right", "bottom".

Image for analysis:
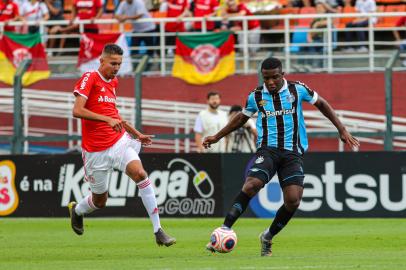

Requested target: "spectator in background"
[
  {"left": 44, "top": 0, "right": 63, "bottom": 55},
  {"left": 21, "top": 0, "right": 50, "bottom": 33},
  {"left": 315, "top": 0, "right": 342, "bottom": 13},
  {"left": 194, "top": 91, "right": 228, "bottom": 153},
  {"left": 226, "top": 105, "right": 257, "bottom": 153},
  {"left": 393, "top": 16, "right": 406, "bottom": 67},
  {"left": 71, "top": 0, "right": 103, "bottom": 33},
  {"left": 0, "top": 0, "right": 20, "bottom": 33},
  {"left": 343, "top": 0, "right": 376, "bottom": 53},
  {"left": 190, "top": 0, "right": 219, "bottom": 32},
  {"left": 221, "top": 0, "right": 261, "bottom": 55},
  {"left": 44, "top": 0, "right": 63, "bottom": 21},
  {"left": 48, "top": 0, "right": 103, "bottom": 55},
  {"left": 392, "top": 16, "right": 406, "bottom": 48},
  {"left": 145, "top": 0, "right": 161, "bottom": 10},
  {"left": 163, "top": 0, "right": 190, "bottom": 52},
  {"left": 342, "top": 0, "right": 353, "bottom": 9},
  {"left": 306, "top": 3, "right": 328, "bottom": 68},
  {"left": 287, "top": 0, "right": 311, "bottom": 8},
  {"left": 115, "top": 0, "right": 157, "bottom": 57}
]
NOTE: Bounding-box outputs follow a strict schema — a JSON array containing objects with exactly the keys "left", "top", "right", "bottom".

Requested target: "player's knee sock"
[
  {"left": 265, "top": 204, "right": 296, "bottom": 240},
  {"left": 137, "top": 178, "right": 161, "bottom": 233},
  {"left": 75, "top": 194, "right": 98, "bottom": 216},
  {"left": 223, "top": 191, "right": 251, "bottom": 228}
]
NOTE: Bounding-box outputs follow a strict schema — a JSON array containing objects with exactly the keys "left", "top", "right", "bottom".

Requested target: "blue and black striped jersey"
[{"left": 242, "top": 79, "right": 318, "bottom": 154}]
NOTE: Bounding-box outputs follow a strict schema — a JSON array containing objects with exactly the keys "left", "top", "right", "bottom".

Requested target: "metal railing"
[
  {"left": 1, "top": 12, "right": 406, "bottom": 76},
  {"left": 384, "top": 49, "right": 400, "bottom": 150}
]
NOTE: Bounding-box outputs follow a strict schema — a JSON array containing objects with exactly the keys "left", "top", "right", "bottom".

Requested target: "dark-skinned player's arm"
[
  {"left": 202, "top": 112, "right": 250, "bottom": 149},
  {"left": 72, "top": 95, "right": 124, "bottom": 132},
  {"left": 313, "top": 95, "right": 360, "bottom": 150},
  {"left": 119, "top": 118, "right": 154, "bottom": 147}
]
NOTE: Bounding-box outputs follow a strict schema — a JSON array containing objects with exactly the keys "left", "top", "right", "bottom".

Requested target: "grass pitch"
[{"left": 1, "top": 218, "right": 405, "bottom": 270}]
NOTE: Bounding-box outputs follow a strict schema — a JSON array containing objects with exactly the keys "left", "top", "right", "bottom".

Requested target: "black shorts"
[{"left": 247, "top": 147, "right": 305, "bottom": 188}]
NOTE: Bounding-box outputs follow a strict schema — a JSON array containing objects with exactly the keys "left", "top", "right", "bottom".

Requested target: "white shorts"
[{"left": 82, "top": 132, "right": 141, "bottom": 194}]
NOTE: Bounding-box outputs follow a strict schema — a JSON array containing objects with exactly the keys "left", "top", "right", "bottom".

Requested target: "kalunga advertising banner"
[
  {"left": 0, "top": 154, "right": 223, "bottom": 217},
  {"left": 1, "top": 152, "right": 405, "bottom": 217}
]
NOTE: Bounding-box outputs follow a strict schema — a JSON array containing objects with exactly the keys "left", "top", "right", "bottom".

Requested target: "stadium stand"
[
  {"left": 336, "top": 5, "right": 356, "bottom": 28},
  {"left": 296, "top": 6, "right": 316, "bottom": 27},
  {"left": 1, "top": 0, "right": 406, "bottom": 74},
  {"left": 376, "top": 4, "right": 406, "bottom": 28}
]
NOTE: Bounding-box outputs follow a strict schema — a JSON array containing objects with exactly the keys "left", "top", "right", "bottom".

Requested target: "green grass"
[{"left": 1, "top": 218, "right": 406, "bottom": 270}]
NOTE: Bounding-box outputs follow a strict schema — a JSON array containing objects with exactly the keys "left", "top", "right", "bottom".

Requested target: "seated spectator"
[
  {"left": 393, "top": 16, "right": 406, "bottom": 67},
  {"left": 44, "top": 0, "right": 63, "bottom": 21},
  {"left": 20, "top": 0, "right": 50, "bottom": 34},
  {"left": 190, "top": 0, "right": 220, "bottom": 32},
  {"left": 306, "top": 3, "right": 327, "bottom": 67},
  {"left": 115, "top": 0, "right": 158, "bottom": 57},
  {"left": 49, "top": 0, "right": 103, "bottom": 55},
  {"left": 393, "top": 16, "right": 406, "bottom": 49},
  {"left": 343, "top": 0, "right": 376, "bottom": 53},
  {"left": 0, "top": 0, "right": 20, "bottom": 33},
  {"left": 226, "top": 105, "right": 257, "bottom": 153},
  {"left": 44, "top": 0, "right": 63, "bottom": 55},
  {"left": 315, "top": 0, "right": 342, "bottom": 13},
  {"left": 287, "top": 0, "right": 311, "bottom": 8},
  {"left": 163, "top": 0, "right": 190, "bottom": 50},
  {"left": 221, "top": 0, "right": 261, "bottom": 55}
]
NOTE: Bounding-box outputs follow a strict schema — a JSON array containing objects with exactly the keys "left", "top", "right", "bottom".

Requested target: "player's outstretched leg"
[
  {"left": 260, "top": 185, "right": 303, "bottom": 256},
  {"left": 136, "top": 178, "right": 176, "bottom": 247},
  {"left": 68, "top": 194, "right": 99, "bottom": 235}
]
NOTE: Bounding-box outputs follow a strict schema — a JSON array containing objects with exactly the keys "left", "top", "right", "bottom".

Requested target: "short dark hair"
[
  {"left": 207, "top": 91, "right": 220, "bottom": 99},
  {"left": 102, "top": 44, "right": 123, "bottom": 56},
  {"left": 261, "top": 57, "right": 282, "bottom": 71},
  {"left": 229, "top": 105, "right": 242, "bottom": 114}
]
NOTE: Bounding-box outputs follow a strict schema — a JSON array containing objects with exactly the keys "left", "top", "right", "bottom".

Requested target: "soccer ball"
[{"left": 209, "top": 227, "right": 237, "bottom": 253}]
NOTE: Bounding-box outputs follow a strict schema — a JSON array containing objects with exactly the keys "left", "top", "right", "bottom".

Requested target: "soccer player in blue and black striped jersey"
[{"left": 203, "top": 57, "right": 360, "bottom": 256}]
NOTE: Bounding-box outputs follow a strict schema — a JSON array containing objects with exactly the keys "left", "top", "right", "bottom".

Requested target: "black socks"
[
  {"left": 223, "top": 191, "right": 251, "bottom": 228},
  {"left": 264, "top": 204, "right": 296, "bottom": 240}
]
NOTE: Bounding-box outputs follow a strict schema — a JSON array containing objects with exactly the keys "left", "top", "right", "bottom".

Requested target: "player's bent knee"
[
  {"left": 126, "top": 161, "right": 147, "bottom": 181},
  {"left": 129, "top": 168, "right": 147, "bottom": 182},
  {"left": 242, "top": 178, "right": 263, "bottom": 197},
  {"left": 285, "top": 198, "right": 301, "bottom": 211}
]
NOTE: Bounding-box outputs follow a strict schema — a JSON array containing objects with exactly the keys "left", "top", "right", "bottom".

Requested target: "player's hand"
[
  {"left": 107, "top": 118, "right": 123, "bottom": 132},
  {"left": 137, "top": 134, "right": 154, "bottom": 147},
  {"left": 339, "top": 129, "right": 360, "bottom": 151},
  {"left": 202, "top": 136, "right": 219, "bottom": 149}
]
